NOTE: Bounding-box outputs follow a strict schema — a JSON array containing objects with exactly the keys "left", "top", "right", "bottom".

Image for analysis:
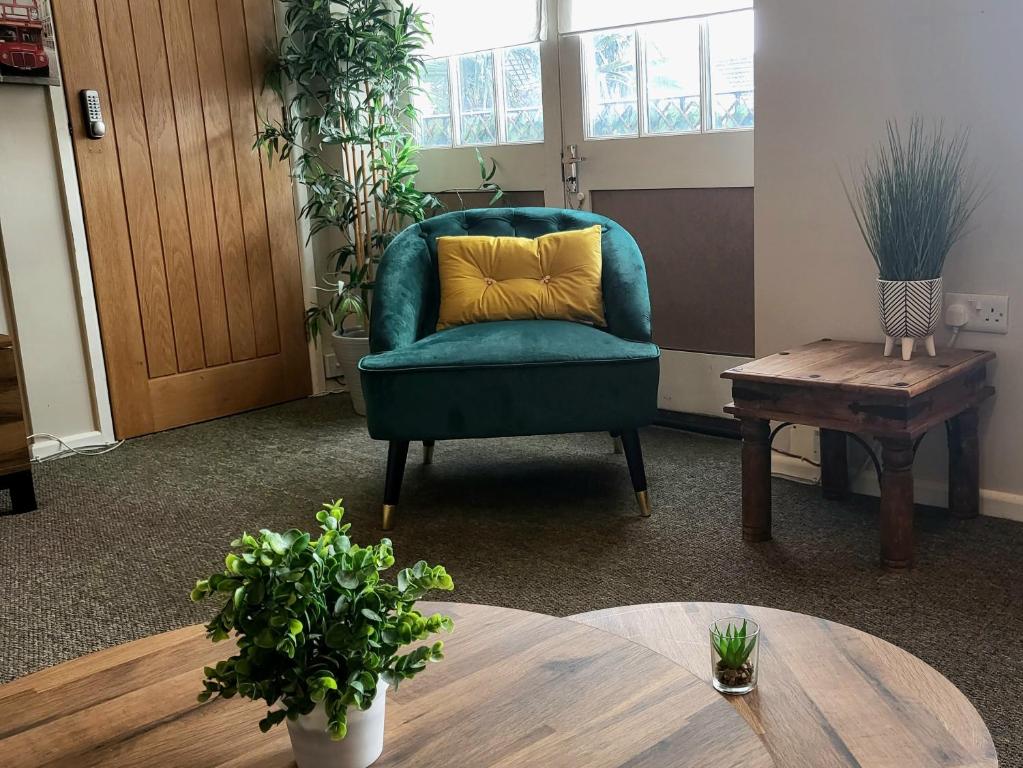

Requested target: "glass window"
[
  {"left": 580, "top": 8, "right": 754, "bottom": 139},
  {"left": 585, "top": 32, "right": 638, "bottom": 138},
  {"left": 708, "top": 10, "right": 755, "bottom": 129},
  {"left": 502, "top": 44, "right": 544, "bottom": 143},
  {"left": 457, "top": 51, "right": 498, "bottom": 145},
  {"left": 643, "top": 20, "right": 701, "bottom": 134},
  {"left": 415, "top": 58, "right": 453, "bottom": 148},
  {"left": 415, "top": 43, "right": 545, "bottom": 148}
]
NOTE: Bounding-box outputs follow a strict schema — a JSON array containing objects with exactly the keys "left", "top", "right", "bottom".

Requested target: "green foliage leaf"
[{"left": 711, "top": 619, "right": 757, "bottom": 670}]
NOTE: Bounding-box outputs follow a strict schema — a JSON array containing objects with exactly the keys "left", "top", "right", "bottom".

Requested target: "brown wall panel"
[{"left": 591, "top": 188, "right": 754, "bottom": 356}]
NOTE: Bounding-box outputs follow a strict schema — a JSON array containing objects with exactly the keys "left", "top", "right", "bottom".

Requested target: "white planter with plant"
[
  {"left": 331, "top": 326, "right": 371, "bottom": 416},
  {"left": 256, "top": 0, "right": 438, "bottom": 414},
  {"left": 845, "top": 117, "right": 985, "bottom": 360},
  {"left": 191, "top": 500, "right": 455, "bottom": 768}
]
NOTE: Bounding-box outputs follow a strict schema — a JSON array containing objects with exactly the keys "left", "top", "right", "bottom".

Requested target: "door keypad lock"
[{"left": 80, "top": 89, "right": 106, "bottom": 140}]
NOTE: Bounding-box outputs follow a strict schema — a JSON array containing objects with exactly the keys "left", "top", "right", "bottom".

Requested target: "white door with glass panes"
[
  {"left": 412, "top": 0, "right": 565, "bottom": 206},
  {"left": 414, "top": 0, "right": 755, "bottom": 417}
]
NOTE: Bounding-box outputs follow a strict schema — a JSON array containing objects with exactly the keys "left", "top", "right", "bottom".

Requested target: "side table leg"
[
  {"left": 947, "top": 408, "right": 980, "bottom": 519},
  {"left": 820, "top": 429, "right": 849, "bottom": 500},
  {"left": 8, "top": 469, "right": 37, "bottom": 514},
  {"left": 879, "top": 438, "right": 915, "bottom": 569},
  {"left": 740, "top": 418, "right": 772, "bottom": 542}
]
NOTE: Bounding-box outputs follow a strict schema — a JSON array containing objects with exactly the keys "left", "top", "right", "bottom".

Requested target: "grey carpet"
[{"left": 1, "top": 394, "right": 1020, "bottom": 765}]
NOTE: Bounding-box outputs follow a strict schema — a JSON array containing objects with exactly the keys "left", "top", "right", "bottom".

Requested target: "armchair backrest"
[{"left": 369, "top": 207, "right": 652, "bottom": 353}]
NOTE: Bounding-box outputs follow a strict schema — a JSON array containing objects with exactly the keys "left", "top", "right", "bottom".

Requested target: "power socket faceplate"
[{"left": 945, "top": 292, "right": 1009, "bottom": 334}]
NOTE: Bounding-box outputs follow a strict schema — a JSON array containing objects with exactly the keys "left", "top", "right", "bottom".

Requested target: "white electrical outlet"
[
  {"left": 945, "top": 292, "right": 1009, "bottom": 334},
  {"left": 323, "top": 352, "right": 344, "bottom": 379},
  {"left": 788, "top": 424, "right": 820, "bottom": 462}
]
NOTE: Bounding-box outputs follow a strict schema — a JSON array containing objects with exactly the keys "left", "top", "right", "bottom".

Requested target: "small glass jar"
[{"left": 709, "top": 616, "right": 760, "bottom": 695}]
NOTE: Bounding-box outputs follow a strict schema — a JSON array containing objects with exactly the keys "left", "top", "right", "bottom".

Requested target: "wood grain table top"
[
  {"left": 0, "top": 602, "right": 772, "bottom": 768},
  {"left": 722, "top": 339, "right": 994, "bottom": 399},
  {"left": 569, "top": 602, "right": 997, "bottom": 768}
]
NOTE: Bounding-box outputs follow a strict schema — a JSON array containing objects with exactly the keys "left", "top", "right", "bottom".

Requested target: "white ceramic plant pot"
[
  {"left": 331, "top": 329, "right": 370, "bottom": 416},
  {"left": 877, "top": 277, "right": 942, "bottom": 361},
  {"left": 286, "top": 684, "right": 387, "bottom": 768}
]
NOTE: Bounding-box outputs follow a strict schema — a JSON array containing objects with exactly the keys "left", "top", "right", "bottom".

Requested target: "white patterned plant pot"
[
  {"left": 877, "top": 277, "right": 942, "bottom": 361},
  {"left": 331, "top": 329, "right": 370, "bottom": 416}
]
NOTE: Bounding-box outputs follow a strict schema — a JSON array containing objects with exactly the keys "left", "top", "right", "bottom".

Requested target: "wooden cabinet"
[{"left": 0, "top": 334, "right": 35, "bottom": 514}]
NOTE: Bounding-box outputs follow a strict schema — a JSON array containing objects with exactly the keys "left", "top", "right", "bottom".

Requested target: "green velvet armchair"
[{"left": 359, "top": 208, "right": 660, "bottom": 529}]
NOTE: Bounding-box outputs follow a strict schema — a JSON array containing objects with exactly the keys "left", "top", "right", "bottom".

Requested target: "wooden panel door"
[{"left": 54, "top": 0, "right": 310, "bottom": 438}]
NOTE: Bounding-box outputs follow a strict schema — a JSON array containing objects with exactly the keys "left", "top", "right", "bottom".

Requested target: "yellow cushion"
[{"left": 436, "top": 225, "right": 605, "bottom": 330}]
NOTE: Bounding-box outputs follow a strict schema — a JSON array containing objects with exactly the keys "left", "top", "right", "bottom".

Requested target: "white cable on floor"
[{"left": 26, "top": 433, "right": 125, "bottom": 462}]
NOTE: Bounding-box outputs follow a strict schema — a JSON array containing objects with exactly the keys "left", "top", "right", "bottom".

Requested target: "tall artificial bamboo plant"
[
  {"left": 844, "top": 117, "right": 985, "bottom": 281},
  {"left": 256, "top": 0, "right": 438, "bottom": 340}
]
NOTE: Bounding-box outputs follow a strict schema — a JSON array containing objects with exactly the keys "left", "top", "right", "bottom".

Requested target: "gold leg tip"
[
  {"left": 382, "top": 504, "right": 397, "bottom": 530},
  {"left": 636, "top": 490, "right": 652, "bottom": 517},
  {"left": 613, "top": 437, "right": 624, "bottom": 455},
  {"left": 423, "top": 444, "right": 434, "bottom": 465}
]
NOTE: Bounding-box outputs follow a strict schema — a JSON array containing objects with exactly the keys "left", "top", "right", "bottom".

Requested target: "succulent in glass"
[{"left": 709, "top": 617, "right": 759, "bottom": 695}]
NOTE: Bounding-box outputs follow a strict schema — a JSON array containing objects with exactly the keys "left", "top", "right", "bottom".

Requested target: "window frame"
[
  {"left": 581, "top": 9, "right": 754, "bottom": 142},
  {"left": 416, "top": 43, "right": 545, "bottom": 150}
]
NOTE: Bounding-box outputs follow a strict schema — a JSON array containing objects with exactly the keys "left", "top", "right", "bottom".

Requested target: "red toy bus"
[{"left": 0, "top": 0, "right": 47, "bottom": 76}]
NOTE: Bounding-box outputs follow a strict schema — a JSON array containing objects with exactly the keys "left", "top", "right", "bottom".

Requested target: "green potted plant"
[
  {"left": 257, "top": 0, "right": 438, "bottom": 414},
  {"left": 190, "top": 500, "right": 454, "bottom": 768},
  {"left": 845, "top": 117, "right": 985, "bottom": 360},
  {"left": 439, "top": 149, "right": 505, "bottom": 210},
  {"left": 709, "top": 617, "right": 759, "bottom": 695}
]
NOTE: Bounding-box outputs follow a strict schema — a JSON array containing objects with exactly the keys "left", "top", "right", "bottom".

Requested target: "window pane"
[
  {"left": 585, "top": 31, "right": 638, "bottom": 138},
  {"left": 643, "top": 20, "right": 701, "bottom": 134},
  {"left": 502, "top": 43, "right": 544, "bottom": 143},
  {"left": 457, "top": 51, "right": 497, "bottom": 145},
  {"left": 708, "top": 10, "right": 754, "bottom": 129},
  {"left": 414, "top": 58, "right": 452, "bottom": 147}
]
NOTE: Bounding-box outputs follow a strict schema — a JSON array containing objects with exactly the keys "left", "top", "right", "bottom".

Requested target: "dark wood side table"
[
  {"left": 0, "top": 334, "right": 35, "bottom": 514},
  {"left": 722, "top": 339, "right": 994, "bottom": 569}
]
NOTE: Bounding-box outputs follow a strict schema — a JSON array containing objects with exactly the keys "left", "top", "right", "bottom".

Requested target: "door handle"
[
  {"left": 79, "top": 89, "right": 106, "bottom": 139},
  {"left": 562, "top": 144, "right": 585, "bottom": 193}
]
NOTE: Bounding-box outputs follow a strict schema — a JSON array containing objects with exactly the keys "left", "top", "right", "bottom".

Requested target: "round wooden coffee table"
[
  {"left": 569, "top": 602, "right": 997, "bottom": 768},
  {"left": 0, "top": 602, "right": 772, "bottom": 768}
]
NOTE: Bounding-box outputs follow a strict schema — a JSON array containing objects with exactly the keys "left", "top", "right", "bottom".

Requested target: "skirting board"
[
  {"left": 771, "top": 452, "right": 820, "bottom": 485},
  {"left": 771, "top": 453, "right": 1023, "bottom": 523},
  {"left": 28, "top": 430, "right": 114, "bottom": 461},
  {"left": 653, "top": 409, "right": 739, "bottom": 439}
]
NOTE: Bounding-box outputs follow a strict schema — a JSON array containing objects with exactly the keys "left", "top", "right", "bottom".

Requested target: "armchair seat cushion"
[{"left": 359, "top": 320, "right": 659, "bottom": 441}]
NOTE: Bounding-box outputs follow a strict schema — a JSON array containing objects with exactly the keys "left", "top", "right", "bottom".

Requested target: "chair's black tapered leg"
[
  {"left": 382, "top": 440, "right": 410, "bottom": 530},
  {"left": 620, "top": 429, "right": 651, "bottom": 516},
  {"left": 423, "top": 440, "right": 435, "bottom": 465}
]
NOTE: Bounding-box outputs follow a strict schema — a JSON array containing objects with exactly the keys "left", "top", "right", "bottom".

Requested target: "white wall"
[
  {"left": 0, "top": 85, "right": 112, "bottom": 455},
  {"left": 756, "top": 0, "right": 1023, "bottom": 518}
]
